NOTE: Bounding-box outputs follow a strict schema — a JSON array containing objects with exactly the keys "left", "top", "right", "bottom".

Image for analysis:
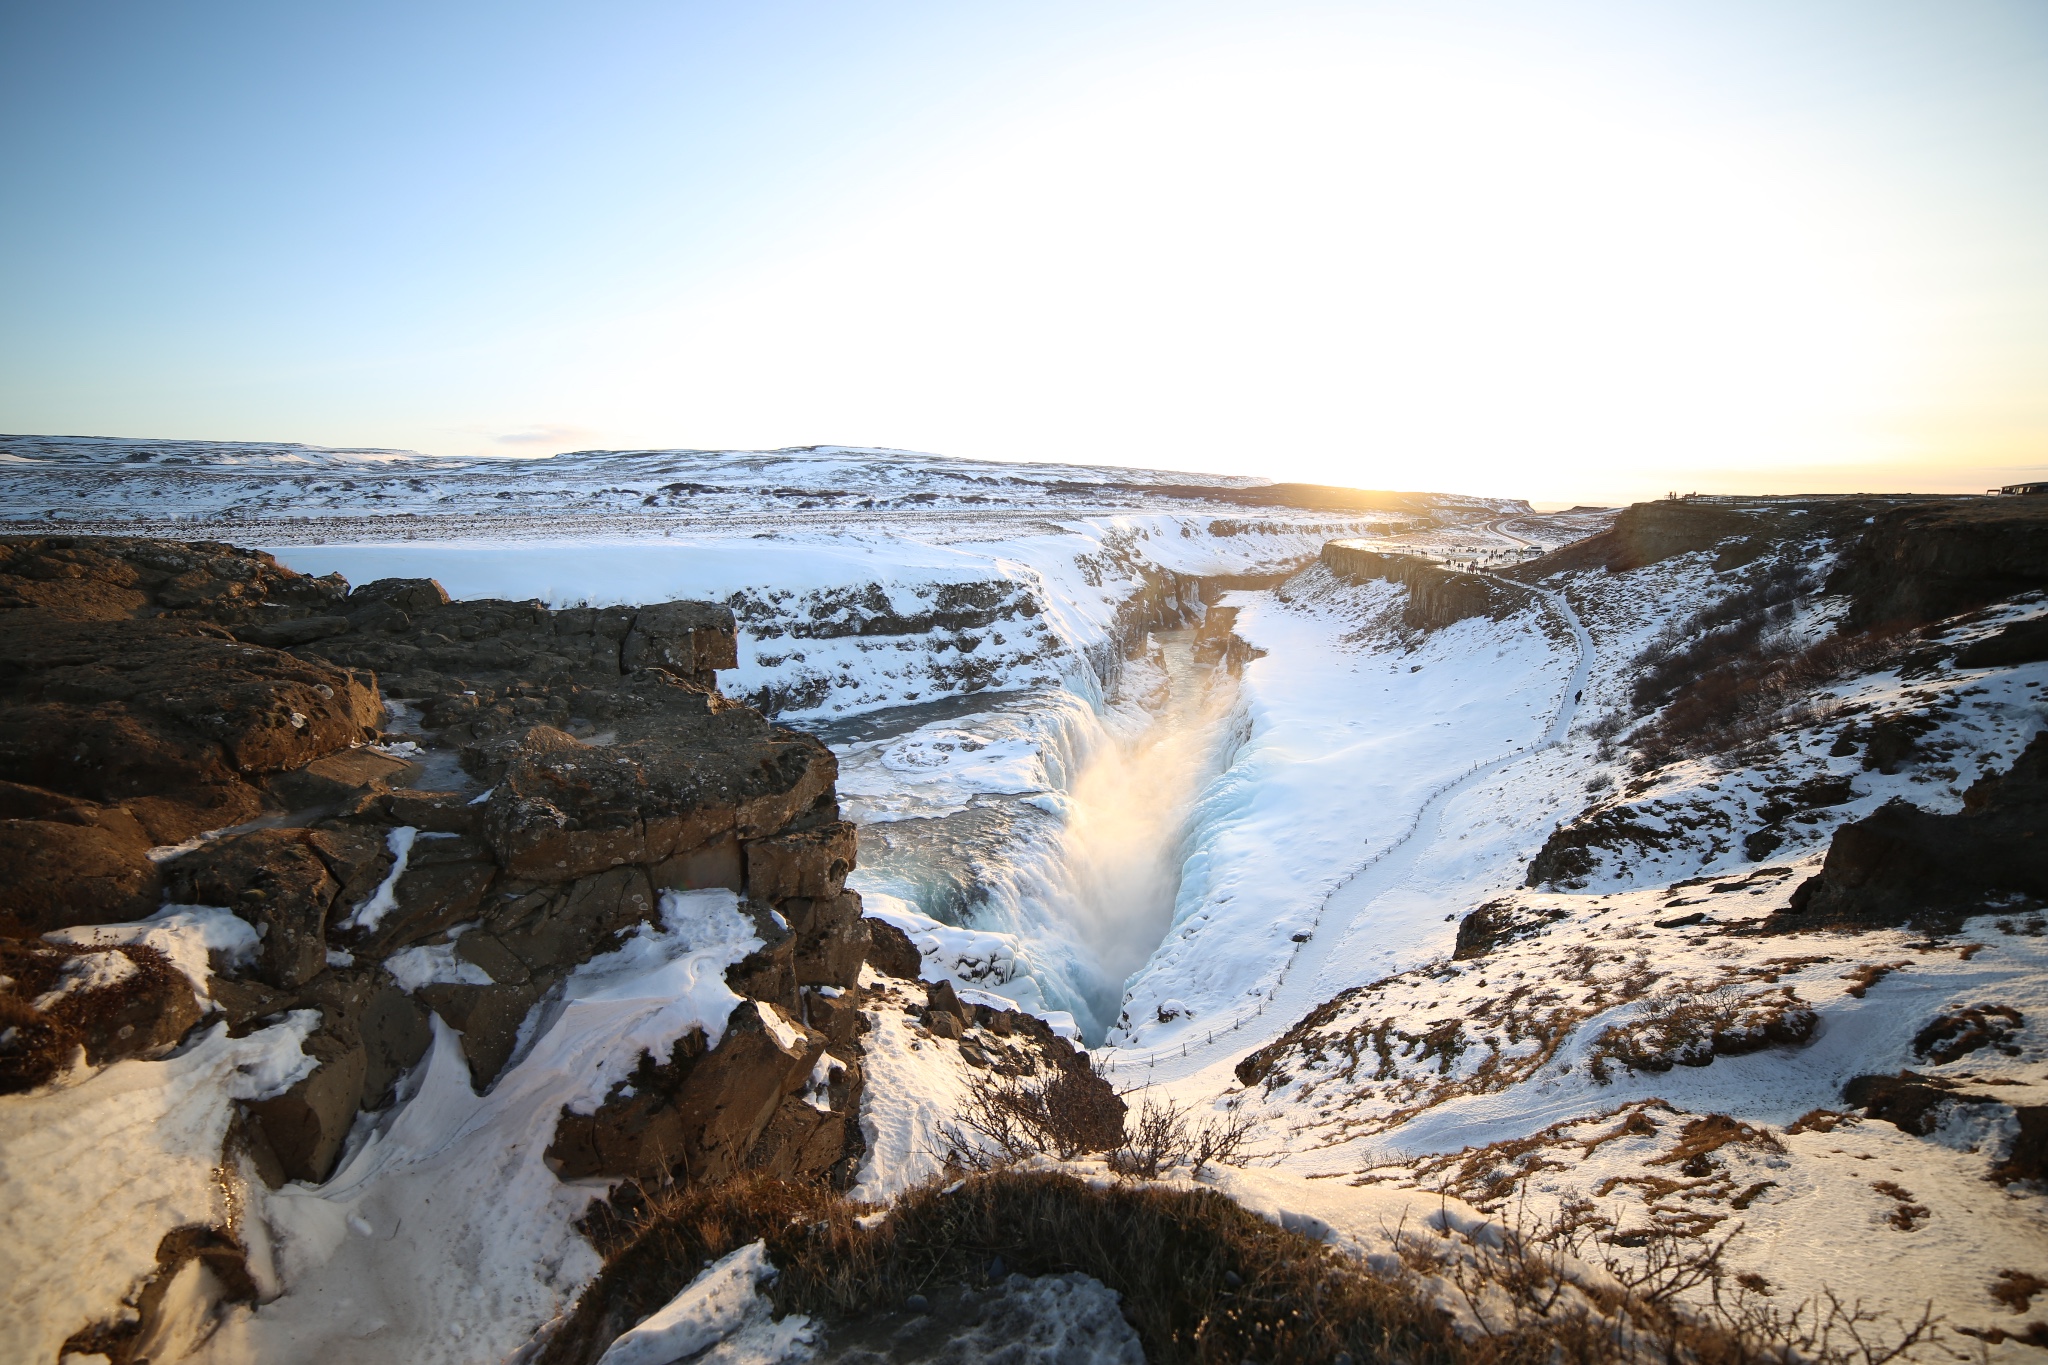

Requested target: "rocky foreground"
[{"left": 0, "top": 535, "right": 1104, "bottom": 1361}]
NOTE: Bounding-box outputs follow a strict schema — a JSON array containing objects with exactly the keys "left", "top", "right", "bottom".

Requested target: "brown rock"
[
  {"left": 863, "top": 917, "right": 924, "bottom": 980},
  {"left": 727, "top": 931, "right": 799, "bottom": 1015},
  {"left": 453, "top": 929, "right": 532, "bottom": 985},
  {"left": 743, "top": 821, "right": 856, "bottom": 902},
  {"left": 402, "top": 970, "right": 549, "bottom": 1092},
  {"left": 486, "top": 866, "right": 659, "bottom": 975},
  {"left": 620, "top": 601, "right": 739, "bottom": 680},
  {"left": 263, "top": 748, "right": 417, "bottom": 810},
  {"left": 926, "top": 978, "right": 966, "bottom": 1019},
  {"left": 795, "top": 913, "right": 870, "bottom": 990},
  {"left": 0, "top": 536, "right": 346, "bottom": 625},
  {"left": 382, "top": 788, "right": 486, "bottom": 836},
  {"left": 1781, "top": 731, "right": 2048, "bottom": 930},
  {"left": 0, "top": 818, "right": 163, "bottom": 937},
  {"left": 0, "top": 614, "right": 381, "bottom": 843},
  {"left": 545, "top": 1000, "right": 821, "bottom": 1184},
  {"left": 648, "top": 831, "right": 743, "bottom": 893},
  {"left": 352, "top": 832, "right": 497, "bottom": 954},
  {"left": 244, "top": 1030, "right": 367, "bottom": 1185},
  {"left": 804, "top": 985, "right": 861, "bottom": 1046},
  {"left": 209, "top": 975, "right": 297, "bottom": 1031},
  {"left": 294, "top": 968, "right": 433, "bottom": 1109},
  {"left": 165, "top": 829, "right": 341, "bottom": 988}
]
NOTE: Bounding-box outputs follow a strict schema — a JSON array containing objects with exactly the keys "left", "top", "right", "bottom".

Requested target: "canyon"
[{"left": 1, "top": 437, "right": 2044, "bottom": 1364}]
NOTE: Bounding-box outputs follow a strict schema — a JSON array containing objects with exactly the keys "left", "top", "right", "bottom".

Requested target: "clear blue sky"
[{"left": 3, "top": 1, "right": 2044, "bottom": 503}]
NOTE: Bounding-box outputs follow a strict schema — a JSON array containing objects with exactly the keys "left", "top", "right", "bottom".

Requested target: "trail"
[{"left": 1100, "top": 571, "right": 1594, "bottom": 1089}]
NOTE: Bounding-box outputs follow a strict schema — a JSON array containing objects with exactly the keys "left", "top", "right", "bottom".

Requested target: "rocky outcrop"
[
  {"left": 0, "top": 941, "right": 203, "bottom": 1090},
  {"left": 1453, "top": 899, "right": 1568, "bottom": 959},
  {"left": 1957, "top": 617, "right": 2048, "bottom": 668},
  {"left": 1826, "top": 497, "right": 2048, "bottom": 629},
  {"left": 1318, "top": 543, "right": 1524, "bottom": 631},
  {"left": 1777, "top": 731, "right": 2048, "bottom": 931},
  {"left": 0, "top": 535, "right": 878, "bottom": 1198},
  {"left": 1532, "top": 500, "right": 1777, "bottom": 574}
]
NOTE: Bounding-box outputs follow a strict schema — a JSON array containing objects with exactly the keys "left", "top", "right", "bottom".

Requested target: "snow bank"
[
  {"left": 0, "top": 1015, "right": 319, "bottom": 1364},
  {"left": 596, "top": 1241, "right": 815, "bottom": 1365}
]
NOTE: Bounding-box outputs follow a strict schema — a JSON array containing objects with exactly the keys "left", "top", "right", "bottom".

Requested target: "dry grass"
[
  {"left": 1587, "top": 986, "right": 1818, "bottom": 1083},
  {"left": 538, "top": 1166, "right": 1945, "bottom": 1365}
]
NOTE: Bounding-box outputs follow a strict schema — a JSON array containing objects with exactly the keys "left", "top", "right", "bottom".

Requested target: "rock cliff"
[
  {"left": 1316, "top": 542, "right": 1524, "bottom": 631},
  {"left": 0, "top": 535, "right": 1115, "bottom": 1355}
]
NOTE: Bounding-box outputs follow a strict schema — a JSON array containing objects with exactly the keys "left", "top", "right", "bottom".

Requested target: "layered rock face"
[
  {"left": 1825, "top": 496, "right": 2048, "bottom": 629},
  {"left": 1317, "top": 542, "right": 1523, "bottom": 631},
  {"left": 0, "top": 535, "right": 890, "bottom": 1196}
]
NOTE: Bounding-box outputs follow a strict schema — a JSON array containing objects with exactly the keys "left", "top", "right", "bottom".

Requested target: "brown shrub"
[
  {"left": 538, "top": 1167, "right": 1944, "bottom": 1365},
  {"left": 1107, "top": 1092, "right": 1258, "bottom": 1179},
  {"left": 937, "top": 1067, "right": 1126, "bottom": 1168}
]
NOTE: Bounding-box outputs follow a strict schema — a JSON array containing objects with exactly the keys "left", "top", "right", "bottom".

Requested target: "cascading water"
[{"left": 833, "top": 624, "right": 1246, "bottom": 1043}]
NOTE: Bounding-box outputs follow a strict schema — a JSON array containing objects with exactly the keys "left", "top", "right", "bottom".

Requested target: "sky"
[{"left": 1, "top": 1, "right": 2044, "bottom": 506}]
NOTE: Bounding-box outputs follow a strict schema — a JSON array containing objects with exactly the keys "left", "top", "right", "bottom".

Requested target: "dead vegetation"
[
  {"left": 933, "top": 1067, "right": 1259, "bottom": 1182},
  {"left": 1587, "top": 986, "right": 1818, "bottom": 1082},
  {"left": 1912, "top": 1004, "right": 2024, "bottom": 1063},
  {"left": 934, "top": 1066, "right": 1127, "bottom": 1169},
  {"left": 1613, "top": 555, "right": 1923, "bottom": 770},
  {"left": 1107, "top": 1093, "right": 1259, "bottom": 1179},
  {"left": 1371, "top": 1104, "right": 1790, "bottom": 1242},
  {"left": 0, "top": 941, "right": 197, "bottom": 1093},
  {"left": 540, "top": 1164, "right": 1945, "bottom": 1365}
]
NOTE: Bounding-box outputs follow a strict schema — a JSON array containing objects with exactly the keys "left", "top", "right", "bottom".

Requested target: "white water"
[{"left": 839, "top": 630, "right": 1243, "bottom": 1043}]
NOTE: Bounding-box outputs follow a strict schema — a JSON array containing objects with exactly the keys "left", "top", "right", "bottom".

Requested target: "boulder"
[
  {"left": 244, "top": 1029, "right": 367, "bottom": 1185},
  {"left": 743, "top": 821, "right": 856, "bottom": 902},
  {"left": 620, "top": 601, "right": 739, "bottom": 682},
  {"left": 480, "top": 721, "right": 834, "bottom": 882},
  {"left": 345, "top": 577, "right": 451, "bottom": 617},
  {"left": 352, "top": 832, "right": 498, "bottom": 954},
  {"left": 795, "top": 911, "right": 870, "bottom": 990},
  {"left": 545, "top": 1000, "right": 823, "bottom": 1185},
  {"left": 263, "top": 748, "right": 417, "bottom": 810},
  {"left": 804, "top": 985, "right": 861, "bottom": 1046},
  {"left": 648, "top": 831, "right": 743, "bottom": 893},
  {"left": 0, "top": 819, "right": 162, "bottom": 937},
  {"left": 726, "top": 931, "right": 799, "bottom": 1016},
  {"left": 1780, "top": 731, "right": 2048, "bottom": 930},
  {"left": 414, "top": 977, "right": 547, "bottom": 1088},
  {"left": 381, "top": 788, "right": 486, "bottom": 836},
  {"left": 483, "top": 866, "right": 660, "bottom": 978},
  {"left": 863, "top": 916, "right": 924, "bottom": 980},
  {"left": 165, "top": 829, "right": 342, "bottom": 989}
]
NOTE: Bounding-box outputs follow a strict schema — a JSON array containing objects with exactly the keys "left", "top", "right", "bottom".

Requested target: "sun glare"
[{"left": 556, "top": 41, "right": 1911, "bottom": 498}]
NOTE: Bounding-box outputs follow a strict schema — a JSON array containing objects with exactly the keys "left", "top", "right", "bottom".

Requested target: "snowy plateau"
[{"left": 0, "top": 435, "right": 2043, "bottom": 1365}]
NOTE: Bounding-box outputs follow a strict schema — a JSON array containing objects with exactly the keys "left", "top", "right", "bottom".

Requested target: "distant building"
[{"left": 1993, "top": 481, "right": 2048, "bottom": 495}]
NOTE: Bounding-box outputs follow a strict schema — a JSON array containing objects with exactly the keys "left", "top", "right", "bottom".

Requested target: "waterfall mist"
[{"left": 1057, "top": 629, "right": 1241, "bottom": 1035}]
